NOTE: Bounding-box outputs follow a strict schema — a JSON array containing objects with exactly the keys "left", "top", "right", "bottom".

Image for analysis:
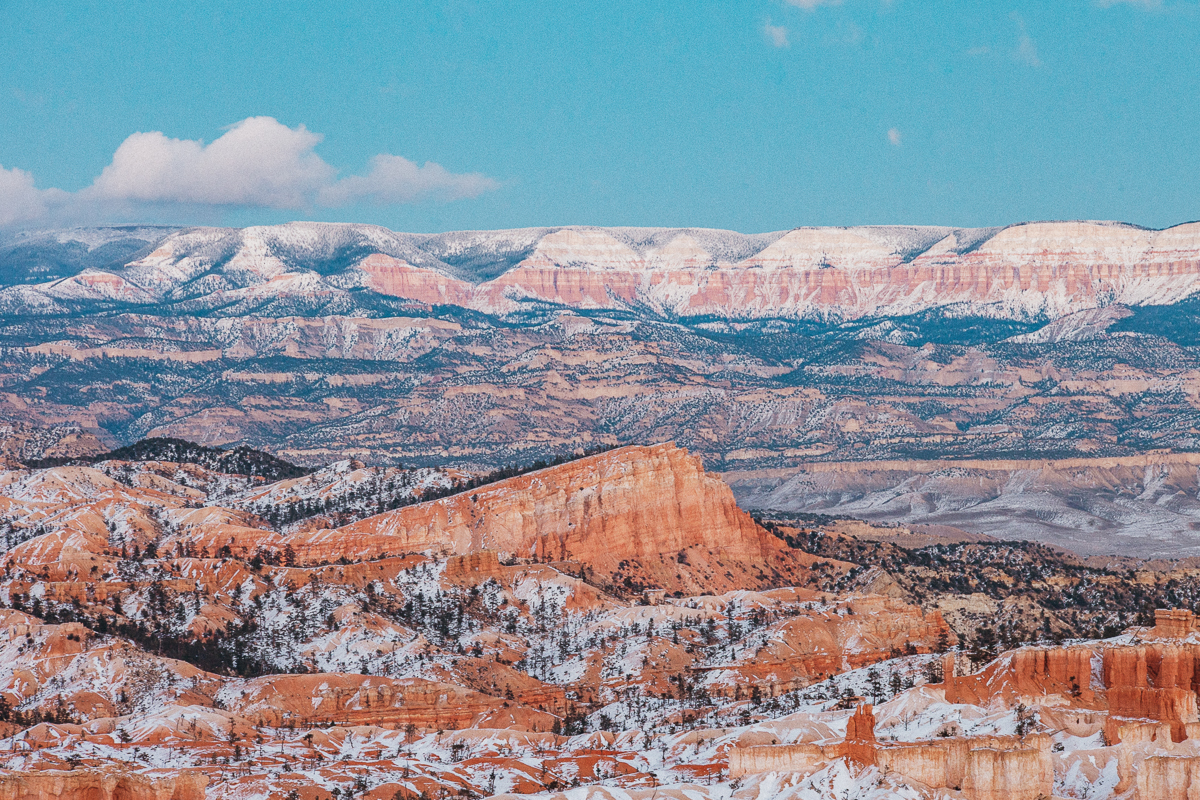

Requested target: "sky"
[{"left": 0, "top": 0, "right": 1197, "bottom": 234}]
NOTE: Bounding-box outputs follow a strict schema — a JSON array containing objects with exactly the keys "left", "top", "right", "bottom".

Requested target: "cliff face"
[
  {"left": 944, "top": 646, "right": 1099, "bottom": 706},
  {"left": 288, "top": 443, "right": 802, "bottom": 592},
  {"left": 462, "top": 221, "right": 1200, "bottom": 321},
  {"left": 1136, "top": 755, "right": 1200, "bottom": 800},
  {"left": 0, "top": 770, "right": 207, "bottom": 800},
  {"left": 219, "top": 674, "right": 559, "bottom": 731},
  {"left": 1104, "top": 644, "right": 1200, "bottom": 741},
  {"left": 734, "top": 726, "right": 1054, "bottom": 800}
]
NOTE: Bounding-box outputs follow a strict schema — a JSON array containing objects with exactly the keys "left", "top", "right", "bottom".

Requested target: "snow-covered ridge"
[{"left": 3, "top": 219, "right": 1200, "bottom": 321}]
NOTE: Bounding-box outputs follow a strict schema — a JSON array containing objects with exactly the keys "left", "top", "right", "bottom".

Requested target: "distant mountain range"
[
  {"left": 2, "top": 219, "right": 1199, "bottom": 321},
  {"left": 4, "top": 219, "right": 1200, "bottom": 552}
]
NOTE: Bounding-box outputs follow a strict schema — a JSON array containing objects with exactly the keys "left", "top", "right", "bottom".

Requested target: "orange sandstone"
[{"left": 286, "top": 444, "right": 808, "bottom": 592}]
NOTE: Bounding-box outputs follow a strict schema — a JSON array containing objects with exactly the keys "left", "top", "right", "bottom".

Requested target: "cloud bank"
[
  {"left": 0, "top": 166, "right": 51, "bottom": 228},
  {"left": 320, "top": 154, "right": 498, "bottom": 206},
  {"left": 0, "top": 117, "right": 499, "bottom": 229}
]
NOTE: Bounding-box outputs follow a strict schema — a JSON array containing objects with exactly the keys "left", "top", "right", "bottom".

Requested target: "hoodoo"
[{"left": 5, "top": 436, "right": 1200, "bottom": 800}]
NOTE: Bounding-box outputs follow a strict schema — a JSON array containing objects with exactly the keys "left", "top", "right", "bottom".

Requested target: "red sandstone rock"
[
  {"left": 844, "top": 704, "right": 877, "bottom": 766},
  {"left": 0, "top": 770, "right": 207, "bottom": 800},
  {"left": 961, "top": 745, "right": 1053, "bottom": 800},
  {"left": 222, "top": 673, "right": 557, "bottom": 732},
  {"left": 944, "top": 645, "right": 1099, "bottom": 707},
  {"left": 845, "top": 704, "right": 876, "bottom": 742},
  {"left": 1153, "top": 609, "right": 1199, "bottom": 639},
  {"left": 1134, "top": 754, "right": 1200, "bottom": 800},
  {"left": 286, "top": 443, "right": 811, "bottom": 593}
]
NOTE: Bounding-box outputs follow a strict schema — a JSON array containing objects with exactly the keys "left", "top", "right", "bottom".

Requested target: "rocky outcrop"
[
  {"left": 0, "top": 770, "right": 207, "bottom": 800},
  {"left": 287, "top": 444, "right": 806, "bottom": 592},
  {"left": 730, "top": 697, "right": 1053, "bottom": 799},
  {"left": 706, "top": 599, "right": 954, "bottom": 695},
  {"left": 879, "top": 735, "right": 1053, "bottom": 800},
  {"left": 1104, "top": 644, "right": 1200, "bottom": 741},
  {"left": 944, "top": 645, "right": 1099, "bottom": 706},
  {"left": 728, "top": 744, "right": 827, "bottom": 778},
  {"left": 1135, "top": 755, "right": 1200, "bottom": 800},
  {"left": 732, "top": 733, "right": 1053, "bottom": 800},
  {"left": 221, "top": 674, "right": 556, "bottom": 731},
  {"left": 844, "top": 704, "right": 876, "bottom": 766},
  {"left": 961, "top": 745, "right": 1053, "bottom": 800},
  {"left": 1154, "top": 609, "right": 1200, "bottom": 639},
  {"left": 875, "top": 745, "right": 951, "bottom": 792},
  {"left": 936, "top": 635, "right": 1200, "bottom": 743}
]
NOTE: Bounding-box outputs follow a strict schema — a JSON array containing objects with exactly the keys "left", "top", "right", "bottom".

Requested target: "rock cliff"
[
  {"left": 286, "top": 443, "right": 809, "bottom": 592},
  {"left": 0, "top": 770, "right": 207, "bottom": 800}
]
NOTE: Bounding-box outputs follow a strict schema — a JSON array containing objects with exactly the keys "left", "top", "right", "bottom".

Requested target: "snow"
[{"left": 5, "top": 220, "right": 1200, "bottom": 323}]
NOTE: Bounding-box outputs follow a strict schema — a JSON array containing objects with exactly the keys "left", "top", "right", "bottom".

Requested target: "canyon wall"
[
  {"left": 1136, "top": 755, "right": 1200, "bottom": 800},
  {"left": 732, "top": 721, "right": 1054, "bottom": 800},
  {"left": 286, "top": 443, "right": 804, "bottom": 590},
  {"left": 0, "top": 771, "right": 207, "bottom": 800},
  {"left": 221, "top": 674, "right": 559, "bottom": 731},
  {"left": 944, "top": 645, "right": 1099, "bottom": 706}
]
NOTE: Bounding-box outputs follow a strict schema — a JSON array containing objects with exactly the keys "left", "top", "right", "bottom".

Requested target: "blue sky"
[{"left": 1, "top": 0, "right": 1197, "bottom": 232}]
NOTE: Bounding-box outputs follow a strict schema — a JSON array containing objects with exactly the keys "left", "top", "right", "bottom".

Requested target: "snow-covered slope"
[{"left": 3, "top": 220, "right": 1200, "bottom": 321}]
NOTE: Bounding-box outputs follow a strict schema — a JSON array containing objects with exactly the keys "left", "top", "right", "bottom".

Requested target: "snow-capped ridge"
[{"left": 4, "top": 219, "right": 1200, "bottom": 322}]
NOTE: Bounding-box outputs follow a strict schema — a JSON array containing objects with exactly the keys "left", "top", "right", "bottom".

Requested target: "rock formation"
[
  {"left": 8, "top": 436, "right": 1200, "bottom": 800},
  {"left": 1135, "top": 755, "right": 1200, "bottom": 800},
  {"left": 285, "top": 443, "right": 813, "bottom": 592},
  {"left": 1102, "top": 640, "right": 1200, "bottom": 742},
  {"left": 13, "top": 221, "right": 1200, "bottom": 321},
  {"left": 734, "top": 731, "right": 1054, "bottom": 800},
  {"left": 944, "top": 645, "right": 1099, "bottom": 706},
  {"left": 0, "top": 770, "right": 207, "bottom": 800},
  {"left": 1154, "top": 609, "right": 1200, "bottom": 639},
  {"left": 222, "top": 674, "right": 561, "bottom": 730}
]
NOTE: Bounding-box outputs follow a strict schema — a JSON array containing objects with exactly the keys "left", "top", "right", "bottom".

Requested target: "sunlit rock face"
[
  {"left": 294, "top": 443, "right": 802, "bottom": 591},
  {"left": 7, "top": 435, "right": 1200, "bottom": 800}
]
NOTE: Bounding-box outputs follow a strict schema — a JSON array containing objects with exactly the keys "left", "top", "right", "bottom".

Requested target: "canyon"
[
  {"left": 5, "top": 221, "right": 1200, "bottom": 549},
  {"left": 7, "top": 217, "right": 1200, "bottom": 796},
  {"left": 0, "top": 439, "right": 1198, "bottom": 798}
]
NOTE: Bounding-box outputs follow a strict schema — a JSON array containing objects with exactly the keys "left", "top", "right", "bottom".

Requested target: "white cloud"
[
  {"left": 887, "top": 128, "right": 902, "bottom": 146},
  {"left": 0, "top": 165, "right": 50, "bottom": 227},
  {"left": 1012, "top": 14, "right": 1042, "bottom": 67},
  {"left": 0, "top": 116, "right": 500, "bottom": 228},
  {"left": 88, "top": 117, "right": 334, "bottom": 208},
  {"left": 785, "top": 0, "right": 842, "bottom": 9},
  {"left": 320, "top": 154, "right": 499, "bottom": 206},
  {"left": 763, "top": 22, "right": 790, "bottom": 48}
]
